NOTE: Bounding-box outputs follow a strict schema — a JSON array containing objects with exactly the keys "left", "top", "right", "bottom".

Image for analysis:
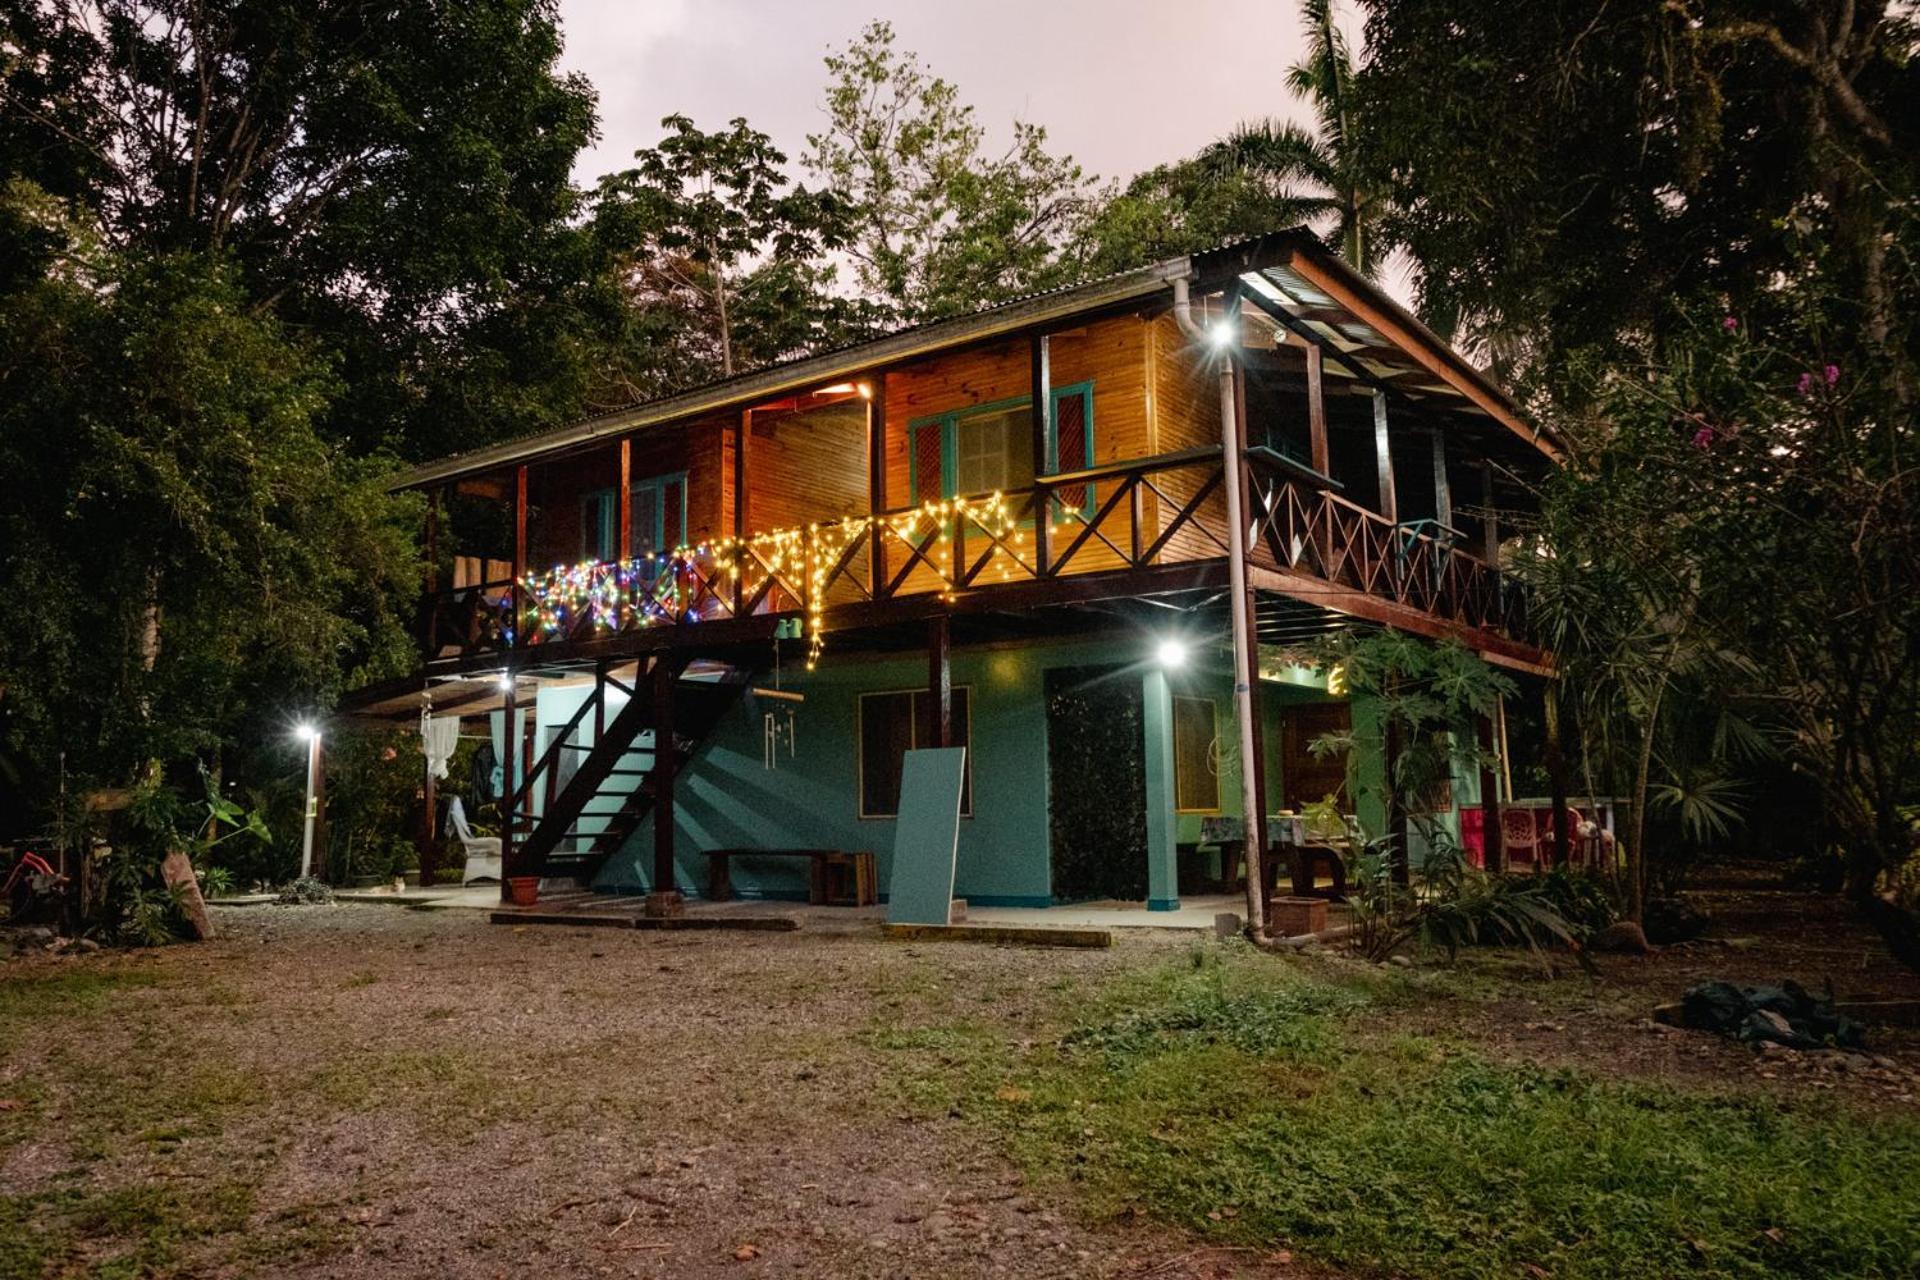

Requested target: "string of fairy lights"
[{"left": 508, "top": 492, "right": 1028, "bottom": 667}]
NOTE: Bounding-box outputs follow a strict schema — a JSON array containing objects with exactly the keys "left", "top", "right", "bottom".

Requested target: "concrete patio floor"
[{"left": 331, "top": 882, "right": 1261, "bottom": 931}]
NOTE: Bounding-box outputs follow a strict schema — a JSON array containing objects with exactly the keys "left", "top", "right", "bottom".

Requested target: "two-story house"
[{"left": 342, "top": 232, "right": 1559, "bottom": 923}]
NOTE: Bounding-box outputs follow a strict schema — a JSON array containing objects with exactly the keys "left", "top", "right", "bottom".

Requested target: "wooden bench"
[{"left": 701, "top": 848, "right": 877, "bottom": 907}]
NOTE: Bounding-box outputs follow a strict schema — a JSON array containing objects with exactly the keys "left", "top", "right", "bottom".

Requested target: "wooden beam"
[
  {"left": 927, "top": 614, "right": 952, "bottom": 749},
  {"left": 651, "top": 656, "right": 677, "bottom": 896},
  {"left": 734, "top": 409, "right": 750, "bottom": 540},
  {"left": 1480, "top": 463, "right": 1499, "bottom": 564},
  {"left": 512, "top": 464, "right": 528, "bottom": 647},
  {"left": 1372, "top": 392, "right": 1397, "bottom": 524},
  {"left": 1281, "top": 248, "right": 1559, "bottom": 461},
  {"left": 1305, "top": 342, "right": 1330, "bottom": 476},
  {"left": 1245, "top": 564, "right": 1555, "bottom": 676},
  {"left": 1233, "top": 362, "right": 1269, "bottom": 888},
  {"left": 499, "top": 675, "right": 517, "bottom": 901},
  {"left": 418, "top": 756, "right": 438, "bottom": 888},
  {"left": 618, "top": 438, "right": 632, "bottom": 556},
  {"left": 1030, "top": 333, "right": 1051, "bottom": 573},
  {"left": 868, "top": 375, "right": 888, "bottom": 594},
  {"left": 1432, "top": 430, "right": 1452, "bottom": 531}
]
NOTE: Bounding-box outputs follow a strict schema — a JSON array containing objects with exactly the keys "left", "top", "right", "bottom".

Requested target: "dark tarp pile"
[{"left": 1658, "top": 980, "right": 1866, "bottom": 1049}]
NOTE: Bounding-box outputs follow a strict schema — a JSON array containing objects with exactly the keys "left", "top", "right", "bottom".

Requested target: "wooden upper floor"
[{"left": 399, "top": 233, "right": 1558, "bottom": 681}]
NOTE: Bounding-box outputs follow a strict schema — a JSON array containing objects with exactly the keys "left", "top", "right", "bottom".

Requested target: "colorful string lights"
[{"left": 510, "top": 492, "right": 1024, "bottom": 667}]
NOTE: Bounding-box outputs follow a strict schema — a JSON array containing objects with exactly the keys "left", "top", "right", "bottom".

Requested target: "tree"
[
  {"left": 1354, "top": 0, "right": 1920, "bottom": 955},
  {"left": 1353, "top": 0, "right": 1915, "bottom": 393},
  {"left": 592, "top": 115, "right": 879, "bottom": 383},
  {"left": 1201, "top": 0, "right": 1394, "bottom": 277},
  {"left": 805, "top": 21, "right": 1095, "bottom": 319},
  {"left": 1073, "top": 159, "right": 1295, "bottom": 278},
  {"left": 0, "top": 0, "right": 604, "bottom": 457},
  {"left": 0, "top": 240, "right": 419, "bottom": 803}
]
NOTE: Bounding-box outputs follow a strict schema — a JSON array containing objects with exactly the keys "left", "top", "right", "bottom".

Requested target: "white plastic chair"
[{"left": 445, "top": 795, "right": 502, "bottom": 884}]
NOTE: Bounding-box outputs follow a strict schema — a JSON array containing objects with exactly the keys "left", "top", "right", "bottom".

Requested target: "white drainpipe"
[{"left": 1172, "top": 275, "right": 1267, "bottom": 937}]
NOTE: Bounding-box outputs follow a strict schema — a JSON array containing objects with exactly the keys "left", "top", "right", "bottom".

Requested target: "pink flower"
[
  {"left": 1796, "top": 372, "right": 1813, "bottom": 395},
  {"left": 1825, "top": 364, "right": 1840, "bottom": 385},
  {"left": 1722, "top": 316, "right": 1738, "bottom": 331},
  {"left": 1692, "top": 425, "right": 1715, "bottom": 449}
]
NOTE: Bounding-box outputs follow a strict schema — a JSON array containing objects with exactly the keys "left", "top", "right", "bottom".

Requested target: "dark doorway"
[
  {"left": 1282, "top": 701, "right": 1353, "bottom": 809},
  {"left": 1044, "top": 666, "right": 1148, "bottom": 902}
]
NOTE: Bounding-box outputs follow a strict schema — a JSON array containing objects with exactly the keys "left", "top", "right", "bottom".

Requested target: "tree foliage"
[
  {"left": 591, "top": 115, "right": 883, "bottom": 386},
  {"left": 805, "top": 21, "right": 1095, "bottom": 319},
  {"left": 1201, "top": 0, "right": 1394, "bottom": 277},
  {"left": 0, "top": 240, "right": 419, "bottom": 794},
  {"left": 1357, "top": 1, "right": 1920, "bottom": 936}
]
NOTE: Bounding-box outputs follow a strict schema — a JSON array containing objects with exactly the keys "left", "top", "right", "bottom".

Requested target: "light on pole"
[{"left": 297, "top": 723, "right": 321, "bottom": 879}]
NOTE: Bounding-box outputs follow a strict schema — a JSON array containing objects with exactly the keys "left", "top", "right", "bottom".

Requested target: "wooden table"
[{"left": 702, "top": 848, "right": 877, "bottom": 907}]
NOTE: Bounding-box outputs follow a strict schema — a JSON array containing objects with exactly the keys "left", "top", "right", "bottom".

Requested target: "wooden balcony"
[{"left": 414, "top": 446, "right": 1531, "bottom": 672}]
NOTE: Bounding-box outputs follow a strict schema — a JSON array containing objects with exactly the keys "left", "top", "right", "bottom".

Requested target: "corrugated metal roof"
[{"left": 394, "top": 229, "right": 1548, "bottom": 489}]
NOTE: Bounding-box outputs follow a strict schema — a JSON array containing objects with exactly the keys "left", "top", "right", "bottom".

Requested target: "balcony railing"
[
  {"left": 416, "top": 445, "right": 1524, "bottom": 663},
  {"left": 1245, "top": 449, "right": 1523, "bottom": 635}
]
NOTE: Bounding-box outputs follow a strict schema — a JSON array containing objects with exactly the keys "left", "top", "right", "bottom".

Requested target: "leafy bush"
[
  {"left": 196, "top": 865, "right": 237, "bottom": 899},
  {"left": 1534, "top": 866, "right": 1617, "bottom": 936}
]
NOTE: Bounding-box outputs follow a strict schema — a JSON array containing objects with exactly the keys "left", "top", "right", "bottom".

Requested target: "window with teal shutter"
[
  {"left": 1047, "top": 380, "right": 1095, "bottom": 519},
  {"left": 580, "top": 488, "right": 616, "bottom": 561},
  {"left": 628, "top": 472, "right": 687, "bottom": 578}
]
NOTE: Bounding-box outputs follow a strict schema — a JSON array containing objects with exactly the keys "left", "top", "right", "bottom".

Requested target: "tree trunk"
[
  {"left": 160, "top": 847, "right": 216, "bottom": 941},
  {"left": 712, "top": 255, "right": 734, "bottom": 377}
]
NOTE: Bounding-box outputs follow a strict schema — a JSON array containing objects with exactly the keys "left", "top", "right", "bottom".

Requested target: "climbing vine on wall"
[{"left": 1044, "top": 666, "right": 1148, "bottom": 902}]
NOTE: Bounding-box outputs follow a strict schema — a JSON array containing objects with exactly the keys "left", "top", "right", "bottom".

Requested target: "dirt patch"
[
  {"left": 1, "top": 907, "right": 1309, "bottom": 1279},
  {"left": 3, "top": 870, "right": 1914, "bottom": 1277}
]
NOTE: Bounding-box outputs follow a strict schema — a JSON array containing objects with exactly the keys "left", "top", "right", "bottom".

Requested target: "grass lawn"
[
  {"left": 2, "top": 880, "right": 1919, "bottom": 1278},
  {"left": 925, "top": 951, "right": 1920, "bottom": 1279}
]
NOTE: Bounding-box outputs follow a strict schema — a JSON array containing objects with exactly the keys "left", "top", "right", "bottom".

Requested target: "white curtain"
[{"left": 420, "top": 710, "right": 462, "bottom": 780}]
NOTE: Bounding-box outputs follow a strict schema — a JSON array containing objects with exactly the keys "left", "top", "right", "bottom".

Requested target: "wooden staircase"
[{"left": 505, "top": 656, "right": 754, "bottom": 884}]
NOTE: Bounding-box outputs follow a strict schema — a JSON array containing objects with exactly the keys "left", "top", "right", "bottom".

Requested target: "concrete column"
[{"left": 1141, "top": 668, "right": 1180, "bottom": 912}]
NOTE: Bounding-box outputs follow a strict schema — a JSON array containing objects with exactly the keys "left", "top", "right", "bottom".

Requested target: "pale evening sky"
[{"left": 555, "top": 0, "right": 1324, "bottom": 192}]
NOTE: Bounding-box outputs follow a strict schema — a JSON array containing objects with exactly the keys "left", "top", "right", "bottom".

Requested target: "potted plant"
[{"left": 506, "top": 876, "right": 540, "bottom": 906}]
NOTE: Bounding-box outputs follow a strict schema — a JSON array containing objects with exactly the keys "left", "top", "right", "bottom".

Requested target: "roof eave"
[{"left": 392, "top": 255, "right": 1196, "bottom": 491}]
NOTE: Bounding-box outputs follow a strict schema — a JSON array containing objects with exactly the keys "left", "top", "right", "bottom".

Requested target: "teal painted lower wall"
[{"left": 529, "top": 631, "right": 1454, "bottom": 904}]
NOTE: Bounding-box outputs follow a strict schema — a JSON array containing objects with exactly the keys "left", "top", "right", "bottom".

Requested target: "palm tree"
[{"left": 1202, "top": 0, "right": 1391, "bottom": 277}]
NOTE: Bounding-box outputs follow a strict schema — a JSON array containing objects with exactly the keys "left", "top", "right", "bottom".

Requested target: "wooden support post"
[
  {"left": 499, "top": 675, "right": 517, "bottom": 902},
  {"left": 1480, "top": 463, "right": 1499, "bottom": 562},
  {"left": 733, "top": 410, "right": 750, "bottom": 613},
  {"left": 618, "top": 438, "right": 632, "bottom": 557},
  {"left": 1431, "top": 431, "right": 1452, "bottom": 533},
  {"left": 1233, "top": 364, "right": 1269, "bottom": 889},
  {"left": 1305, "top": 341, "right": 1330, "bottom": 476},
  {"left": 512, "top": 464, "right": 528, "bottom": 647},
  {"left": 418, "top": 757, "right": 438, "bottom": 888},
  {"left": 927, "top": 614, "right": 952, "bottom": 749},
  {"left": 867, "top": 376, "right": 888, "bottom": 595},
  {"left": 648, "top": 656, "right": 682, "bottom": 914},
  {"left": 1372, "top": 391, "right": 1397, "bottom": 524},
  {"left": 1477, "top": 712, "right": 1505, "bottom": 874},
  {"left": 1385, "top": 711, "right": 1410, "bottom": 887},
  {"left": 734, "top": 411, "right": 751, "bottom": 540},
  {"left": 1030, "top": 333, "right": 1052, "bottom": 576},
  {"left": 1545, "top": 681, "right": 1573, "bottom": 867}
]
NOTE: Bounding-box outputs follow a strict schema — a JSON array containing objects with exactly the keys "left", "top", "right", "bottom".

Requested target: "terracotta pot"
[{"left": 506, "top": 876, "right": 540, "bottom": 907}]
